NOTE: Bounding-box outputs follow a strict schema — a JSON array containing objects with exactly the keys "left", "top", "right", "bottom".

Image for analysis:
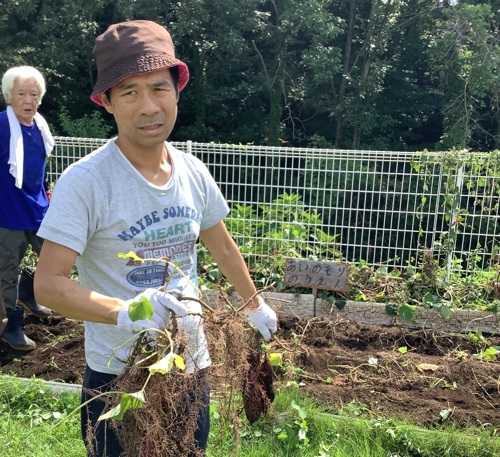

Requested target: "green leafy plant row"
[{"left": 198, "top": 192, "right": 499, "bottom": 316}]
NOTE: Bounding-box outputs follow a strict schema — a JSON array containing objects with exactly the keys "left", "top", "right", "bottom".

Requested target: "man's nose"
[{"left": 139, "top": 91, "right": 160, "bottom": 115}]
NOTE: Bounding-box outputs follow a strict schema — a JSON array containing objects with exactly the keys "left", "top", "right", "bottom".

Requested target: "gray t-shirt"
[{"left": 38, "top": 140, "right": 229, "bottom": 374}]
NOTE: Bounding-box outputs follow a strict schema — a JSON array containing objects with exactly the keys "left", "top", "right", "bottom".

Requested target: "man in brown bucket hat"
[
  {"left": 90, "top": 20, "right": 189, "bottom": 106},
  {"left": 34, "top": 20, "right": 278, "bottom": 457}
]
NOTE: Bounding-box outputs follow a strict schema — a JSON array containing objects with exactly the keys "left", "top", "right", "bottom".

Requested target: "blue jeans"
[{"left": 80, "top": 365, "right": 210, "bottom": 457}]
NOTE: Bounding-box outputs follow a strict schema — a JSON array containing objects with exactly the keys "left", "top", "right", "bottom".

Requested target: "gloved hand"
[
  {"left": 116, "top": 288, "right": 188, "bottom": 333},
  {"left": 246, "top": 296, "right": 278, "bottom": 341},
  {"left": 177, "top": 313, "right": 207, "bottom": 373}
]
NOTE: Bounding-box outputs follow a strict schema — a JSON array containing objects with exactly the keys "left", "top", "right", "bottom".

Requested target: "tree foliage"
[{"left": 0, "top": 0, "right": 498, "bottom": 150}]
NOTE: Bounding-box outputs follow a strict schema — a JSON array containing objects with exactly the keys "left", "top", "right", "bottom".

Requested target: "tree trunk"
[
  {"left": 335, "top": 0, "right": 356, "bottom": 148},
  {"left": 352, "top": 0, "right": 377, "bottom": 149},
  {"left": 268, "top": 78, "right": 282, "bottom": 145},
  {"left": 251, "top": 39, "right": 282, "bottom": 145},
  {"left": 352, "top": 57, "right": 371, "bottom": 149}
]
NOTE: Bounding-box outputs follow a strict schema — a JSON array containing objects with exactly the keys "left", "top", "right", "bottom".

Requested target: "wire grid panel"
[
  {"left": 452, "top": 152, "right": 499, "bottom": 268},
  {"left": 47, "top": 137, "right": 107, "bottom": 183},
  {"left": 49, "top": 138, "right": 499, "bottom": 270}
]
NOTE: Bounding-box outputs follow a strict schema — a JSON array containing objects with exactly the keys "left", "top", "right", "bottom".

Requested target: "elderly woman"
[{"left": 0, "top": 65, "right": 53, "bottom": 351}]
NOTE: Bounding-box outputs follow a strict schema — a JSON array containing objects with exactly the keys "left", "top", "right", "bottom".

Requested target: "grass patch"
[
  {"left": 0, "top": 377, "right": 84, "bottom": 457},
  {"left": 209, "top": 387, "right": 499, "bottom": 457},
  {"left": 0, "top": 377, "right": 498, "bottom": 457}
]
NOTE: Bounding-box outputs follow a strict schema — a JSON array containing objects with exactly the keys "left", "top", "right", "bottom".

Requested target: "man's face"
[
  {"left": 102, "top": 69, "right": 178, "bottom": 153},
  {"left": 10, "top": 78, "right": 41, "bottom": 126}
]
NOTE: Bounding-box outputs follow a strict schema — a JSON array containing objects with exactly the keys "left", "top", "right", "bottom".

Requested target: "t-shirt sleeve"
[
  {"left": 37, "top": 166, "right": 100, "bottom": 254},
  {"left": 194, "top": 158, "right": 230, "bottom": 230}
]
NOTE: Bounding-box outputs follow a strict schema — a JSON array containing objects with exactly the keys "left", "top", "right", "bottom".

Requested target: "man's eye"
[{"left": 122, "top": 90, "right": 136, "bottom": 97}]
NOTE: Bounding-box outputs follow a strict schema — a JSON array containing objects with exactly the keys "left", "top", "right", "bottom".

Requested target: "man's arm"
[
  {"left": 34, "top": 240, "right": 122, "bottom": 323},
  {"left": 199, "top": 220, "right": 259, "bottom": 309}
]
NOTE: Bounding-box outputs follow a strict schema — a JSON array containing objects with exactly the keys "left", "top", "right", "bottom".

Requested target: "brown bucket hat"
[{"left": 90, "top": 20, "right": 189, "bottom": 106}]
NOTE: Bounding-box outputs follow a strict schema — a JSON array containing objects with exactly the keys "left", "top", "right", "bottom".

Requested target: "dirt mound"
[{"left": 278, "top": 317, "right": 499, "bottom": 427}]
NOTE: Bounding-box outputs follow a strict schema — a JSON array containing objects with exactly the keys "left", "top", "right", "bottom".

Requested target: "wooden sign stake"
[
  {"left": 312, "top": 287, "right": 318, "bottom": 317},
  {"left": 283, "top": 259, "right": 349, "bottom": 317}
]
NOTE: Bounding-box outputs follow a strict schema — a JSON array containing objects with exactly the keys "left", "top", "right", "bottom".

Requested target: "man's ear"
[{"left": 100, "top": 93, "right": 114, "bottom": 114}]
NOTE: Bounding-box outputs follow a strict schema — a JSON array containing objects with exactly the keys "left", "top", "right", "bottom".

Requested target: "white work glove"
[
  {"left": 116, "top": 288, "right": 188, "bottom": 334},
  {"left": 177, "top": 313, "right": 208, "bottom": 373},
  {"left": 246, "top": 296, "right": 278, "bottom": 341}
]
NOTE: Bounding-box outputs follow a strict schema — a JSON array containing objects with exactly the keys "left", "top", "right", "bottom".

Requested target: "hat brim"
[{"left": 90, "top": 60, "right": 189, "bottom": 106}]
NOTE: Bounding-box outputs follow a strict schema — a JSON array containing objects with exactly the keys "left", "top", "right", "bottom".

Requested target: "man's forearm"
[
  {"left": 35, "top": 274, "right": 122, "bottom": 324},
  {"left": 201, "top": 229, "right": 259, "bottom": 309},
  {"left": 200, "top": 221, "right": 277, "bottom": 340}
]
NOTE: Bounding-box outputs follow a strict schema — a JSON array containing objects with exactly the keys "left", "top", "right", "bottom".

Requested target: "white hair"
[{"left": 1, "top": 66, "right": 46, "bottom": 105}]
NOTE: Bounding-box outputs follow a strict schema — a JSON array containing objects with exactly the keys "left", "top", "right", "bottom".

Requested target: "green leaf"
[
  {"left": 268, "top": 352, "right": 283, "bottom": 367},
  {"left": 117, "top": 251, "right": 144, "bottom": 263},
  {"left": 334, "top": 299, "right": 346, "bottom": 310},
  {"left": 128, "top": 296, "right": 154, "bottom": 321},
  {"left": 385, "top": 303, "right": 398, "bottom": 316},
  {"left": 276, "top": 431, "right": 288, "bottom": 441},
  {"left": 174, "top": 355, "right": 186, "bottom": 371},
  {"left": 467, "top": 331, "right": 487, "bottom": 345},
  {"left": 481, "top": 347, "right": 498, "bottom": 362},
  {"left": 398, "top": 346, "right": 408, "bottom": 354},
  {"left": 423, "top": 292, "right": 441, "bottom": 307},
  {"left": 354, "top": 291, "right": 367, "bottom": 301},
  {"left": 291, "top": 401, "right": 307, "bottom": 420},
  {"left": 436, "top": 304, "right": 452, "bottom": 320},
  {"left": 98, "top": 391, "right": 145, "bottom": 422},
  {"left": 439, "top": 408, "right": 453, "bottom": 421},
  {"left": 148, "top": 353, "right": 176, "bottom": 375},
  {"left": 398, "top": 303, "right": 416, "bottom": 321}
]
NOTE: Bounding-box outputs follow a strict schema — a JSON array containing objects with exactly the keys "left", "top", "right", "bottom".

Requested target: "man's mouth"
[{"left": 139, "top": 123, "right": 163, "bottom": 132}]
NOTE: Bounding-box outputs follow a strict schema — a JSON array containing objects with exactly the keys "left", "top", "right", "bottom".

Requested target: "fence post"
[
  {"left": 446, "top": 164, "right": 465, "bottom": 281},
  {"left": 186, "top": 140, "right": 192, "bottom": 155}
]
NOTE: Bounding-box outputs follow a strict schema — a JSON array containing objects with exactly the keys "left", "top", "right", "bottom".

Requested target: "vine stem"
[
  {"left": 236, "top": 282, "right": 276, "bottom": 313},
  {"left": 178, "top": 296, "right": 215, "bottom": 313}
]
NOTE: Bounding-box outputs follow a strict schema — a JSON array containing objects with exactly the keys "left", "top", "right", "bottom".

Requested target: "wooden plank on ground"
[
  {"left": 201, "top": 290, "right": 499, "bottom": 334},
  {"left": 262, "top": 292, "right": 499, "bottom": 335}
]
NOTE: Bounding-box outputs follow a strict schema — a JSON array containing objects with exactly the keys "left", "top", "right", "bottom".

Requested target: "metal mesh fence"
[{"left": 49, "top": 137, "right": 499, "bottom": 271}]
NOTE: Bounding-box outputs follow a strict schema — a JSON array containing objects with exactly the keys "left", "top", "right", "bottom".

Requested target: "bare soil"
[
  {"left": 0, "top": 315, "right": 84, "bottom": 383},
  {"left": 0, "top": 314, "right": 499, "bottom": 428}
]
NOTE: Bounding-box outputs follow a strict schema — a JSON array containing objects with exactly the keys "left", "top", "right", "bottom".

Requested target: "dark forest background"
[{"left": 1, "top": 0, "right": 499, "bottom": 151}]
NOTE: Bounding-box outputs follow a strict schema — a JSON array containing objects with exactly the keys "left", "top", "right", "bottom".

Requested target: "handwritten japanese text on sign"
[{"left": 284, "top": 260, "right": 348, "bottom": 292}]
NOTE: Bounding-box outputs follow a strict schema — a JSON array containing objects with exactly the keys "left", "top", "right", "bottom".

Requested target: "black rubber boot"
[
  {"left": 0, "top": 308, "right": 36, "bottom": 351},
  {"left": 17, "top": 269, "right": 52, "bottom": 318}
]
